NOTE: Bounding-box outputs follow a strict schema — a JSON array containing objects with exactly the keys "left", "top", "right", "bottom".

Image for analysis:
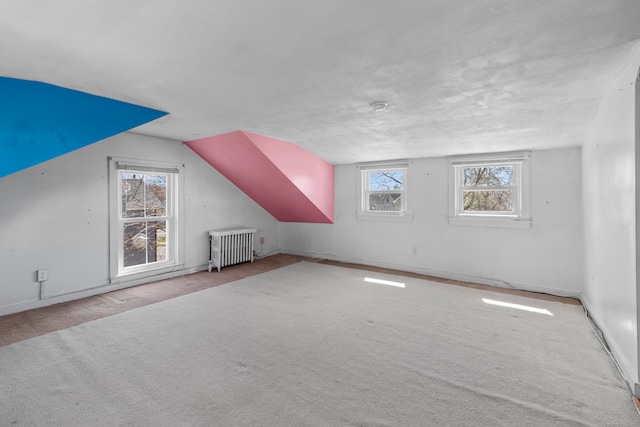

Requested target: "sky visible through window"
[
  {"left": 462, "top": 165, "right": 513, "bottom": 212},
  {"left": 367, "top": 170, "right": 404, "bottom": 212},
  {"left": 368, "top": 170, "right": 404, "bottom": 190},
  {"left": 463, "top": 166, "right": 512, "bottom": 187},
  {"left": 121, "top": 172, "right": 168, "bottom": 267}
]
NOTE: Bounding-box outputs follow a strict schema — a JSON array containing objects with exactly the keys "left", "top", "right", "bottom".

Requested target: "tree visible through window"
[
  {"left": 121, "top": 172, "right": 169, "bottom": 267},
  {"left": 449, "top": 152, "right": 530, "bottom": 227},
  {"left": 367, "top": 170, "right": 404, "bottom": 212},
  {"left": 109, "top": 158, "right": 182, "bottom": 280},
  {"left": 357, "top": 160, "right": 411, "bottom": 221},
  {"left": 462, "top": 165, "right": 513, "bottom": 213}
]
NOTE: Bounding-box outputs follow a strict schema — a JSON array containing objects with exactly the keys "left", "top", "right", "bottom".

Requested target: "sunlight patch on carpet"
[
  {"left": 482, "top": 298, "right": 553, "bottom": 316},
  {"left": 364, "top": 277, "right": 406, "bottom": 288}
]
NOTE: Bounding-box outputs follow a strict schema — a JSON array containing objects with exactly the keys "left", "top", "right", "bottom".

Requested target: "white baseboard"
[
  {"left": 580, "top": 295, "right": 640, "bottom": 399},
  {"left": 280, "top": 249, "right": 581, "bottom": 299},
  {"left": 0, "top": 265, "right": 208, "bottom": 317}
]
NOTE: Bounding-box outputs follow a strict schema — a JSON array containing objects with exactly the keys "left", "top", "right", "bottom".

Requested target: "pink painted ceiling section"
[{"left": 185, "top": 131, "right": 334, "bottom": 223}]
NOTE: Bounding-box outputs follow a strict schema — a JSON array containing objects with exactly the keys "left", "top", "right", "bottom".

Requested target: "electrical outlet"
[
  {"left": 259, "top": 236, "right": 265, "bottom": 245},
  {"left": 37, "top": 269, "right": 48, "bottom": 282},
  {"left": 412, "top": 246, "right": 419, "bottom": 255}
]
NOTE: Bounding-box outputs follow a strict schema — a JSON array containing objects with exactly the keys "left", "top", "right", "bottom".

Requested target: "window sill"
[
  {"left": 357, "top": 212, "right": 414, "bottom": 222},
  {"left": 110, "top": 263, "right": 184, "bottom": 284},
  {"left": 448, "top": 217, "right": 531, "bottom": 228}
]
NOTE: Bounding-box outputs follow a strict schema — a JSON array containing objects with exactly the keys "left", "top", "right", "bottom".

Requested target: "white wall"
[
  {"left": 582, "top": 47, "right": 639, "bottom": 395},
  {"left": 0, "top": 132, "right": 280, "bottom": 314},
  {"left": 280, "top": 147, "right": 583, "bottom": 297}
]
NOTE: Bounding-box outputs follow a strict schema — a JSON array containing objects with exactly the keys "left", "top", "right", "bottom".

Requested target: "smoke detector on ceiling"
[{"left": 370, "top": 101, "right": 389, "bottom": 112}]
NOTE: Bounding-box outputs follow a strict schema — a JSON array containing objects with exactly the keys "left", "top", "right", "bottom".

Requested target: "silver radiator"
[{"left": 208, "top": 228, "right": 256, "bottom": 272}]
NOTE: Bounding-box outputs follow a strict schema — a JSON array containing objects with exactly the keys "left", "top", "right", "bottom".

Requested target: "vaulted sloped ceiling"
[
  {"left": 0, "top": 77, "right": 167, "bottom": 178},
  {"left": 186, "top": 131, "right": 334, "bottom": 224},
  {"left": 1, "top": 1, "right": 640, "bottom": 166}
]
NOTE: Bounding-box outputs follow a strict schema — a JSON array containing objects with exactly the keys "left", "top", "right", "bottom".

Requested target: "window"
[
  {"left": 460, "top": 164, "right": 516, "bottom": 215},
  {"left": 357, "top": 160, "right": 412, "bottom": 221},
  {"left": 449, "top": 152, "right": 530, "bottom": 228},
  {"left": 109, "top": 158, "right": 184, "bottom": 281}
]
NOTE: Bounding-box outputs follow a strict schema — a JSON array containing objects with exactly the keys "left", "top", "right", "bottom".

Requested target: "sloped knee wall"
[
  {"left": 0, "top": 77, "right": 167, "bottom": 178},
  {"left": 186, "top": 131, "right": 334, "bottom": 224}
]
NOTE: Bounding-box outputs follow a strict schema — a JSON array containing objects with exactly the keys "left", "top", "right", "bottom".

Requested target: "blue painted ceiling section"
[{"left": 0, "top": 77, "right": 167, "bottom": 178}]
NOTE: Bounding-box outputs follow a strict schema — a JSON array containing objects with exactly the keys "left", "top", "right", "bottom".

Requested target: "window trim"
[
  {"left": 356, "top": 160, "right": 413, "bottom": 222},
  {"left": 109, "top": 157, "right": 185, "bottom": 282},
  {"left": 448, "top": 152, "right": 531, "bottom": 228}
]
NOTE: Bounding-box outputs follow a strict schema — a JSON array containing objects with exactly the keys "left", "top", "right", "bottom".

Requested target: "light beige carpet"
[{"left": 1, "top": 262, "right": 637, "bottom": 426}]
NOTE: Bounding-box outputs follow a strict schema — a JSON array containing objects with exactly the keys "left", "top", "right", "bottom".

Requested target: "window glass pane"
[
  {"left": 151, "top": 221, "right": 168, "bottom": 262},
  {"left": 463, "top": 190, "right": 513, "bottom": 212},
  {"left": 463, "top": 165, "right": 513, "bottom": 187},
  {"left": 144, "top": 174, "right": 167, "bottom": 217},
  {"left": 113, "top": 159, "right": 180, "bottom": 278},
  {"left": 369, "top": 193, "right": 402, "bottom": 211},
  {"left": 368, "top": 170, "right": 404, "bottom": 191},
  {"left": 123, "top": 221, "right": 167, "bottom": 267},
  {"left": 122, "top": 173, "right": 145, "bottom": 218},
  {"left": 123, "top": 221, "right": 148, "bottom": 267}
]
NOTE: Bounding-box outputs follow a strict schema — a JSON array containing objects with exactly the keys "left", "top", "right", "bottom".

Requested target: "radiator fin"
[{"left": 208, "top": 228, "right": 256, "bottom": 272}]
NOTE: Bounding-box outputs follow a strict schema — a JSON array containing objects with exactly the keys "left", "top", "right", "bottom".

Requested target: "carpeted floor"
[{"left": 1, "top": 262, "right": 637, "bottom": 426}]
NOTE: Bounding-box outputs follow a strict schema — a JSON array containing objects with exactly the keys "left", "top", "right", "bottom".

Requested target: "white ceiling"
[{"left": 2, "top": 0, "right": 640, "bottom": 164}]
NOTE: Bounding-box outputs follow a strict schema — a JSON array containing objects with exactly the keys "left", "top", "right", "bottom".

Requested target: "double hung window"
[
  {"left": 109, "top": 158, "right": 184, "bottom": 280},
  {"left": 449, "top": 152, "right": 530, "bottom": 227},
  {"left": 357, "top": 161, "right": 412, "bottom": 221}
]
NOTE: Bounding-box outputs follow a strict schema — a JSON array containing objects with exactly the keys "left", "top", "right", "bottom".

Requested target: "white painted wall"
[
  {"left": 280, "top": 147, "right": 583, "bottom": 297},
  {"left": 0, "top": 132, "right": 280, "bottom": 314},
  {"left": 582, "top": 47, "right": 639, "bottom": 395}
]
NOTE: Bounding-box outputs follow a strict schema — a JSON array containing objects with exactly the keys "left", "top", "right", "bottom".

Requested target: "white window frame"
[
  {"left": 357, "top": 160, "right": 413, "bottom": 222},
  {"left": 448, "top": 151, "right": 531, "bottom": 228},
  {"left": 109, "top": 157, "right": 185, "bottom": 282}
]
